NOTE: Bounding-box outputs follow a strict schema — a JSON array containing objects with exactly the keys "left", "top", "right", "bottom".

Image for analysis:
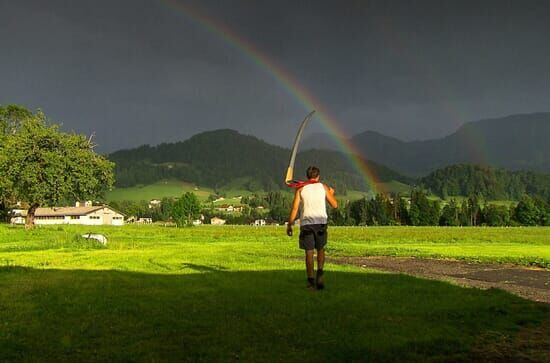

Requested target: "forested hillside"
[
  {"left": 420, "top": 164, "right": 550, "bottom": 200},
  {"left": 109, "top": 129, "right": 411, "bottom": 192}
]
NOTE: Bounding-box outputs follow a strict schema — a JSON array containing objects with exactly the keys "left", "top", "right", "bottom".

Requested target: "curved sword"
[{"left": 285, "top": 110, "right": 316, "bottom": 186}]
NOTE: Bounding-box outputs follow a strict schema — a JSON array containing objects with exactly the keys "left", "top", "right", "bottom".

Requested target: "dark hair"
[{"left": 306, "top": 166, "right": 320, "bottom": 179}]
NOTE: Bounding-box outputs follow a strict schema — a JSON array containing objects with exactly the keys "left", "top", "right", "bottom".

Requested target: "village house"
[
  {"left": 148, "top": 199, "right": 161, "bottom": 209},
  {"left": 11, "top": 202, "right": 125, "bottom": 226},
  {"left": 210, "top": 217, "right": 226, "bottom": 225},
  {"left": 218, "top": 204, "right": 234, "bottom": 212},
  {"left": 253, "top": 219, "right": 266, "bottom": 226},
  {"left": 192, "top": 214, "right": 205, "bottom": 226},
  {"left": 9, "top": 209, "right": 27, "bottom": 225},
  {"left": 216, "top": 205, "right": 244, "bottom": 213}
]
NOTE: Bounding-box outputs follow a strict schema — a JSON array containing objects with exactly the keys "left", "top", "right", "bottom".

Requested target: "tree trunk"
[{"left": 25, "top": 203, "right": 39, "bottom": 229}]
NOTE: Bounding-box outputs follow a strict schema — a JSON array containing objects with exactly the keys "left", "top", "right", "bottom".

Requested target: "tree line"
[
  {"left": 262, "top": 189, "right": 550, "bottom": 227},
  {"left": 108, "top": 189, "right": 550, "bottom": 227},
  {"left": 330, "top": 191, "right": 550, "bottom": 227},
  {"left": 421, "top": 164, "right": 550, "bottom": 201}
]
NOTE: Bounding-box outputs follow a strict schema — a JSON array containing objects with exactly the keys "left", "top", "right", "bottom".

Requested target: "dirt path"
[{"left": 332, "top": 256, "right": 550, "bottom": 304}]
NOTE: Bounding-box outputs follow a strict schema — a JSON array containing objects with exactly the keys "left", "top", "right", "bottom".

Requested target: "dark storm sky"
[{"left": 1, "top": 0, "right": 549, "bottom": 152}]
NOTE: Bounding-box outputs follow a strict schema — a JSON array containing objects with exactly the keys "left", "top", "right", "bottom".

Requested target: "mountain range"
[
  {"left": 302, "top": 112, "right": 550, "bottom": 176},
  {"left": 108, "top": 112, "right": 549, "bottom": 196}
]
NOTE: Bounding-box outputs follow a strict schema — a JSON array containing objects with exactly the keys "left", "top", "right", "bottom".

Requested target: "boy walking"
[{"left": 287, "top": 166, "right": 338, "bottom": 289}]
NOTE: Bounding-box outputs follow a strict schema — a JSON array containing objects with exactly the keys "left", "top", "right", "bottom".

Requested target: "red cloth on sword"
[{"left": 287, "top": 179, "right": 319, "bottom": 188}]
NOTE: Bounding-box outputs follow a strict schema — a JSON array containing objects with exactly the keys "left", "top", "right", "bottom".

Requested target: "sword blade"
[{"left": 285, "top": 110, "right": 315, "bottom": 184}]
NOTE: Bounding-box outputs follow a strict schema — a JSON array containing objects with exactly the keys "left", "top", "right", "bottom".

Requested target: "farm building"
[
  {"left": 193, "top": 214, "right": 205, "bottom": 226},
  {"left": 10, "top": 204, "right": 125, "bottom": 226},
  {"left": 216, "top": 205, "right": 244, "bottom": 213},
  {"left": 148, "top": 199, "right": 161, "bottom": 209},
  {"left": 210, "top": 217, "right": 226, "bottom": 225},
  {"left": 253, "top": 219, "right": 266, "bottom": 226},
  {"left": 9, "top": 209, "right": 26, "bottom": 225}
]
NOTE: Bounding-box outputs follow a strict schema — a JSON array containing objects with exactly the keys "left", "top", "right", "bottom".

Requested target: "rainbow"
[{"left": 161, "top": 0, "right": 384, "bottom": 194}]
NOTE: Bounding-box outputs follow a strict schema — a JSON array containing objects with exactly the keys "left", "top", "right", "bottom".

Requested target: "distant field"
[
  {"left": 325, "top": 181, "right": 411, "bottom": 201},
  {"left": 106, "top": 180, "right": 260, "bottom": 203},
  {"left": 377, "top": 180, "right": 412, "bottom": 194},
  {"left": 105, "top": 180, "right": 213, "bottom": 201},
  {"left": 105, "top": 179, "right": 408, "bottom": 204},
  {"left": 431, "top": 195, "right": 517, "bottom": 207},
  {"left": 0, "top": 225, "right": 548, "bottom": 361},
  {"left": 341, "top": 190, "right": 370, "bottom": 201}
]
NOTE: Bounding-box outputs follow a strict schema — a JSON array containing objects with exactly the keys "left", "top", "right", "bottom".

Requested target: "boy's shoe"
[
  {"left": 307, "top": 277, "right": 316, "bottom": 289},
  {"left": 316, "top": 269, "right": 324, "bottom": 290}
]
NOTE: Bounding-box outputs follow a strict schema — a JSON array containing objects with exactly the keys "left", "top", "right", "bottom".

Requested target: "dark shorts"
[{"left": 299, "top": 224, "right": 328, "bottom": 250}]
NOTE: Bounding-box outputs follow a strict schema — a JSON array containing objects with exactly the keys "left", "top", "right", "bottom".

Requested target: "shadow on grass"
[{"left": 0, "top": 266, "right": 547, "bottom": 362}]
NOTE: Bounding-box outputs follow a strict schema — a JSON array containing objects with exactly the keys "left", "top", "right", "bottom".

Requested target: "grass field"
[
  {"left": 377, "top": 180, "right": 412, "bottom": 194},
  {"left": 1, "top": 225, "right": 548, "bottom": 361}
]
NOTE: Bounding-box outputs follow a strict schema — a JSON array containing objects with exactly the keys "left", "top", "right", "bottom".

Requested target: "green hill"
[
  {"left": 105, "top": 180, "right": 213, "bottom": 202},
  {"left": 108, "top": 129, "right": 412, "bottom": 193}
]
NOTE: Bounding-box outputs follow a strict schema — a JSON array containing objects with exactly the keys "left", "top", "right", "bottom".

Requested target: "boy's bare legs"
[
  {"left": 305, "top": 248, "right": 325, "bottom": 289},
  {"left": 305, "top": 250, "right": 315, "bottom": 288},
  {"left": 316, "top": 248, "right": 325, "bottom": 289},
  {"left": 317, "top": 248, "right": 325, "bottom": 270}
]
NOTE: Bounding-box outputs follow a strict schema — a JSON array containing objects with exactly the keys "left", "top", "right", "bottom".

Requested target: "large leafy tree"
[
  {"left": 409, "top": 190, "right": 440, "bottom": 226},
  {"left": 0, "top": 105, "right": 114, "bottom": 227},
  {"left": 482, "top": 204, "right": 511, "bottom": 226},
  {"left": 513, "top": 195, "right": 541, "bottom": 226},
  {"left": 171, "top": 192, "right": 201, "bottom": 227},
  {"left": 1, "top": 105, "right": 33, "bottom": 219},
  {"left": 265, "top": 191, "right": 292, "bottom": 223},
  {"left": 439, "top": 199, "right": 460, "bottom": 226}
]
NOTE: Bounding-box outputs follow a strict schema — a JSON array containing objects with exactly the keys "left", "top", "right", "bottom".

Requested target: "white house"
[
  {"left": 75, "top": 200, "right": 93, "bottom": 207},
  {"left": 11, "top": 204, "right": 125, "bottom": 226},
  {"left": 192, "top": 214, "right": 205, "bottom": 226},
  {"left": 253, "top": 219, "right": 266, "bottom": 226},
  {"left": 217, "top": 204, "right": 233, "bottom": 212},
  {"left": 9, "top": 209, "right": 27, "bottom": 225},
  {"left": 211, "top": 217, "right": 226, "bottom": 225},
  {"left": 148, "top": 199, "right": 162, "bottom": 209},
  {"left": 216, "top": 204, "right": 245, "bottom": 213}
]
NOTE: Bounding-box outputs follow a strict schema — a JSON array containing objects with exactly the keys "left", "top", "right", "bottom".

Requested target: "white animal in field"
[{"left": 81, "top": 233, "right": 108, "bottom": 245}]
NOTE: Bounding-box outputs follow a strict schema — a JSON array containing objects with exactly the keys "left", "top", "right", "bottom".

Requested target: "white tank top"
[{"left": 300, "top": 183, "right": 328, "bottom": 225}]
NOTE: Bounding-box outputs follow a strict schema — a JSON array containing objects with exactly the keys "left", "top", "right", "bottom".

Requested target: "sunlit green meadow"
[{"left": 0, "top": 225, "right": 548, "bottom": 361}]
